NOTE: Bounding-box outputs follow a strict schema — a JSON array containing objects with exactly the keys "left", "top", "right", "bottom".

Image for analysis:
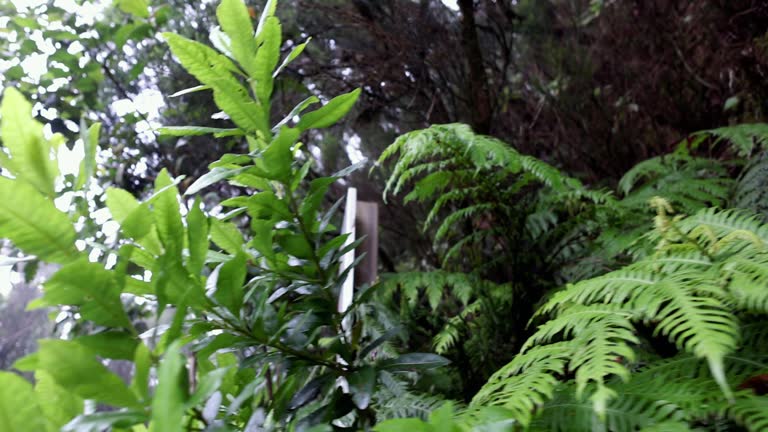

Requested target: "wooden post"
[{"left": 354, "top": 201, "right": 378, "bottom": 287}]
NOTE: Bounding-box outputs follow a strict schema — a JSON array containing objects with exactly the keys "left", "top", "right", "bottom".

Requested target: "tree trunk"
[{"left": 458, "top": 0, "right": 492, "bottom": 134}]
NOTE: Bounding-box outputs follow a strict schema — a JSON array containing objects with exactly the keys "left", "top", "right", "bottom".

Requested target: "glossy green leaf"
[
  {"left": 106, "top": 187, "right": 141, "bottom": 221},
  {"left": 273, "top": 95, "right": 319, "bottom": 131},
  {"left": 213, "top": 251, "right": 247, "bottom": 315},
  {"left": 0, "top": 372, "right": 46, "bottom": 432},
  {"left": 260, "top": 126, "right": 299, "bottom": 181},
  {"left": 0, "top": 177, "right": 77, "bottom": 263},
  {"left": 37, "top": 340, "right": 140, "bottom": 408},
  {"left": 150, "top": 342, "right": 187, "bottom": 432},
  {"left": 35, "top": 371, "right": 83, "bottom": 431},
  {"left": 186, "top": 198, "right": 209, "bottom": 275},
  {"left": 153, "top": 169, "right": 184, "bottom": 259},
  {"left": 154, "top": 256, "right": 205, "bottom": 308},
  {"left": 163, "top": 33, "right": 268, "bottom": 135},
  {"left": 168, "top": 85, "right": 210, "bottom": 98},
  {"left": 249, "top": 219, "right": 275, "bottom": 259},
  {"left": 0, "top": 87, "right": 58, "bottom": 196},
  {"left": 158, "top": 125, "right": 243, "bottom": 137},
  {"left": 210, "top": 218, "right": 243, "bottom": 255},
  {"left": 274, "top": 37, "right": 311, "bottom": 77},
  {"left": 253, "top": 16, "right": 281, "bottom": 106},
  {"left": 117, "top": 0, "right": 149, "bottom": 18},
  {"left": 75, "top": 121, "right": 100, "bottom": 189},
  {"left": 246, "top": 191, "right": 293, "bottom": 221},
  {"left": 216, "top": 0, "right": 256, "bottom": 74},
  {"left": 296, "top": 88, "right": 361, "bottom": 132},
  {"left": 300, "top": 177, "right": 336, "bottom": 225},
  {"left": 185, "top": 166, "right": 249, "bottom": 196},
  {"left": 32, "top": 259, "right": 133, "bottom": 328},
  {"left": 131, "top": 343, "right": 152, "bottom": 401},
  {"left": 75, "top": 331, "right": 139, "bottom": 360},
  {"left": 106, "top": 188, "right": 153, "bottom": 240}
]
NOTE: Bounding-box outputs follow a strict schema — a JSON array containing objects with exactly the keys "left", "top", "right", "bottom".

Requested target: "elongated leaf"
[
  {"left": 274, "top": 38, "right": 311, "bottom": 77},
  {"left": 37, "top": 340, "right": 140, "bottom": 408},
  {"left": 260, "top": 126, "right": 299, "bottom": 181},
  {"left": 106, "top": 187, "right": 153, "bottom": 240},
  {"left": 187, "top": 198, "right": 209, "bottom": 275},
  {"left": 210, "top": 218, "right": 243, "bottom": 255},
  {"left": 163, "top": 33, "right": 268, "bottom": 135},
  {"left": 154, "top": 255, "right": 205, "bottom": 308},
  {"left": 185, "top": 166, "right": 249, "bottom": 196},
  {"left": 163, "top": 33, "right": 241, "bottom": 80},
  {"left": 75, "top": 121, "right": 100, "bottom": 189},
  {"left": 150, "top": 342, "right": 187, "bottom": 432},
  {"left": 273, "top": 95, "right": 319, "bottom": 131},
  {"left": 106, "top": 187, "right": 141, "bottom": 222},
  {"left": 0, "top": 87, "right": 58, "bottom": 196},
  {"left": 0, "top": 177, "right": 77, "bottom": 263},
  {"left": 117, "top": 0, "right": 149, "bottom": 18},
  {"left": 255, "top": 0, "right": 278, "bottom": 41},
  {"left": 35, "top": 371, "right": 83, "bottom": 431},
  {"left": 0, "top": 372, "right": 46, "bottom": 432},
  {"left": 296, "top": 88, "right": 361, "bottom": 132},
  {"left": 169, "top": 85, "right": 210, "bottom": 98},
  {"left": 153, "top": 169, "right": 184, "bottom": 259},
  {"left": 213, "top": 251, "right": 247, "bottom": 315},
  {"left": 217, "top": 0, "right": 256, "bottom": 74},
  {"left": 379, "top": 353, "right": 450, "bottom": 371},
  {"left": 75, "top": 331, "right": 139, "bottom": 360},
  {"left": 158, "top": 126, "right": 244, "bottom": 137},
  {"left": 32, "top": 259, "right": 132, "bottom": 328},
  {"left": 253, "top": 16, "right": 281, "bottom": 106},
  {"left": 131, "top": 343, "right": 152, "bottom": 401},
  {"left": 212, "top": 78, "right": 270, "bottom": 136}
]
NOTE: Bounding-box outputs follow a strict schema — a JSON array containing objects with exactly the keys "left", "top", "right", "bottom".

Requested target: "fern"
[
  {"left": 468, "top": 205, "right": 768, "bottom": 430},
  {"left": 727, "top": 395, "right": 768, "bottom": 431},
  {"left": 377, "top": 123, "right": 604, "bottom": 271},
  {"left": 374, "top": 370, "right": 449, "bottom": 421},
  {"left": 471, "top": 342, "right": 575, "bottom": 427},
  {"left": 696, "top": 123, "right": 768, "bottom": 157},
  {"left": 376, "top": 271, "right": 513, "bottom": 357}
]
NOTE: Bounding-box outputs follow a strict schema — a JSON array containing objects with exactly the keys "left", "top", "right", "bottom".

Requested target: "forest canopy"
[{"left": 2, "top": 0, "right": 768, "bottom": 431}]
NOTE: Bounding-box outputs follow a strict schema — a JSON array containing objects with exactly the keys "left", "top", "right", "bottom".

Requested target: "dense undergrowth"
[{"left": 1, "top": 1, "right": 768, "bottom": 431}]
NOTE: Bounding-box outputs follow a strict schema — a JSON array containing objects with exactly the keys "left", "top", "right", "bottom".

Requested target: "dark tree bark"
[{"left": 458, "top": 0, "right": 492, "bottom": 134}]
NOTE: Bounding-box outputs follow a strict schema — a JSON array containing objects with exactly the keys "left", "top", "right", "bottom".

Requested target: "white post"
[{"left": 337, "top": 187, "right": 357, "bottom": 316}]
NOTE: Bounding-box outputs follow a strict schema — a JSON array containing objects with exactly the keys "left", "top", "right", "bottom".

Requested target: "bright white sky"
[{"left": 441, "top": 0, "right": 458, "bottom": 10}]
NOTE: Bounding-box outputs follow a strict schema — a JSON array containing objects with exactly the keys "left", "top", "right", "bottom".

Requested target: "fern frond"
[
  {"left": 537, "top": 270, "right": 659, "bottom": 317},
  {"left": 698, "top": 123, "right": 768, "bottom": 156},
  {"left": 726, "top": 394, "right": 768, "bottom": 431},
  {"left": 374, "top": 371, "right": 449, "bottom": 421},
  {"left": 733, "top": 151, "right": 768, "bottom": 218},
  {"left": 423, "top": 186, "right": 485, "bottom": 228},
  {"left": 434, "top": 204, "right": 495, "bottom": 242},
  {"left": 633, "top": 277, "right": 739, "bottom": 399},
  {"left": 530, "top": 385, "right": 684, "bottom": 432},
  {"left": 471, "top": 342, "right": 575, "bottom": 426},
  {"left": 432, "top": 301, "right": 483, "bottom": 354},
  {"left": 679, "top": 208, "right": 768, "bottom": 244}
]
